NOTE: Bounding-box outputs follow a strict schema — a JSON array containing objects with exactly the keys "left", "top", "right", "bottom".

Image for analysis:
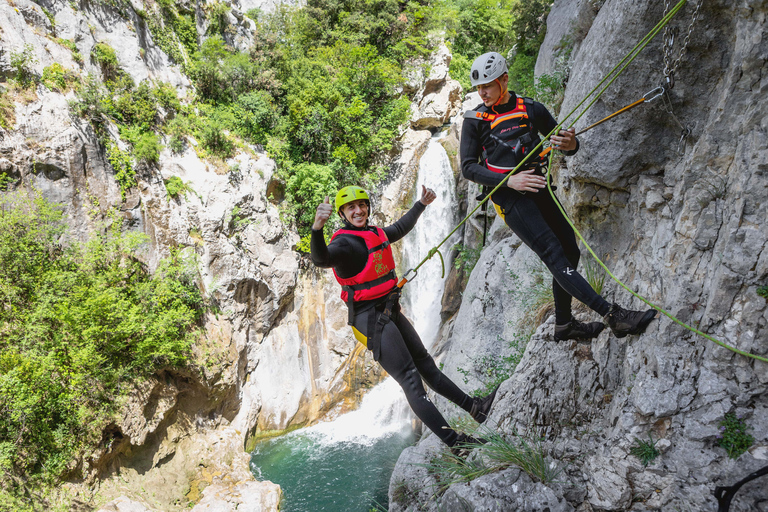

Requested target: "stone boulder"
[{"left": 409, "top": 43, "right": 463, "bottom": 130}]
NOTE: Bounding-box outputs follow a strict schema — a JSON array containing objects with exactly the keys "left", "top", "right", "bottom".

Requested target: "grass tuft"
[{"left": 629, "top": 433, "right": 660, "bottom": 467}]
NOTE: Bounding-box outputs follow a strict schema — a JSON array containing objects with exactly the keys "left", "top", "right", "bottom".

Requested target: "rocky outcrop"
[
  {"left": 0, "top": 0, "right": 397, "bottom": 508},
  {"left": 408, "top": 43, "right": 463, "bottom": 130},
  {"left": 390, "top": 0, "right": 768, "bottom": 510}
]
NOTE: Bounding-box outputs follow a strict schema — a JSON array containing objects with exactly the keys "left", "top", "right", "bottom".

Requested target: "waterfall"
[{"left": 401, "top": 129, "right": 460, "bottom": 348}]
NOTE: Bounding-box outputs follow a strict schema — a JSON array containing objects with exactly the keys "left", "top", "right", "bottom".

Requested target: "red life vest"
[
  {"left": 464, "top": 96, "right": 544, "bottom": 174},
  {"left": 330, "top": 227, "right": 397, "bottom": 307}
]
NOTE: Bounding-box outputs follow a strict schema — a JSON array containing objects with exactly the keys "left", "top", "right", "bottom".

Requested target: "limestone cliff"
[
  {"left": 390, "top": 0, "right": 768, "bottom": 511},
  {"left": 0, "top": 0, "right": 462, "bottom": 507}
]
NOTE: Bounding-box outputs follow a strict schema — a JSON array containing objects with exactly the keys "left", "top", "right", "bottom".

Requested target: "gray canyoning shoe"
[
  {"left": 470, "top": 385, "right": 500, "bottom": 424},
  {"left": 604, "top": 303, "right": 658, "bottom": 338},
  {"left": 554, "top": 320, "right": 605, "bottom": 342}
]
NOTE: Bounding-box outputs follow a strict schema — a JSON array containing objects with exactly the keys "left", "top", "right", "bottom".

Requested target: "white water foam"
[{"left": 299, "top": 379, "right": 412, "bottom": 446}]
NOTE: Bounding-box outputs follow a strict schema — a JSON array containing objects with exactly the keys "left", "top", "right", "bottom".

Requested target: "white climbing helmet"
[{"left": 469, "top": 52, "right": 508, "bottom": 87}]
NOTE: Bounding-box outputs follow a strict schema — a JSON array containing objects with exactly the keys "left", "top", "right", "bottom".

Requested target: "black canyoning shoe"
[
  {"left": 604, "top": 303, "right": 658, "bottom": 338},
  {"left": 450, "top": 433, "right": 488, "bottom": 459},
  {"left": 554, "top": 320, "right": 605, "bottom": 342},
  {"left": 470, "top": 385, "right": 500, "bottom": 424}
]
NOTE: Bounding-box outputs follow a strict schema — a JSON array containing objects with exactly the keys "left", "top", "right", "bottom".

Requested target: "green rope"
[
  {"left": 406, "top": 0, "right": 768, "bottom": 363},
  {"left": 542, "top": 157, "right": 768, "bottom": 364},
  {"left": 408, "top": 0, "right": 688, "bottom": 277}
]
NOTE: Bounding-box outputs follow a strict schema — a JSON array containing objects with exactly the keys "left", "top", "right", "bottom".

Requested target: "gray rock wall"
[{"left": 390, "top": 0, "right": 768, "bottom": 510}]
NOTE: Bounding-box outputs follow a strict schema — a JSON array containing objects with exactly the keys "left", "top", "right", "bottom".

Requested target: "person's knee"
[{"left": 397, "top": 368, "right": 427, "bottom": 401}]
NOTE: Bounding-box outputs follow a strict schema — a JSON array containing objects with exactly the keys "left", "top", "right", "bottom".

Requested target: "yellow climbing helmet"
[{"left": 335, "top": 186, "right": 370, "bottom": 212}]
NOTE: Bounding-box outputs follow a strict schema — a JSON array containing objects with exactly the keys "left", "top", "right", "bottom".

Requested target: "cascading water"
[
  {"left": 401, "top": 129, "right": 461, "bottom": 348},
  {"left": 250, "top": 127, "right": 458, "bottom": 511}
]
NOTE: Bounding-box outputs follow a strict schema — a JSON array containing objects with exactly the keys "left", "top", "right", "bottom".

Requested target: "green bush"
[
  {"left": 629, "top": 433, "right": 660, "bottom": 467},
  {"left": 133, "top": 132, "right": 162, "bottom": 164},
  {"left": 10, "top": 44, "right": 38, "bottom": 88},
  {"left": 42, "top": 63, "right": 67, "bottom": 91},
  {"left": 199, "top": 119, "right": 234, "bottom": 158},
  {"left": 718, "top": 413, "right": 754, "bottom": 459},
  {"left": 164, "top": 176, "right": 195, "bottom": 199},
  {"left": 105, "top": 140, "right": 135, "bottom": 197},
  {"left": 757, "top": 286, "right": 768, "bottom": 299},
  {"left": 69, "top": 74, "right": 108, "bottom": 128},
  {"left": 0, "top": 192, "right": 204, "bottom": 492},
  {"left": 91, "top": 42, "right": 121, "bottom": 81}
]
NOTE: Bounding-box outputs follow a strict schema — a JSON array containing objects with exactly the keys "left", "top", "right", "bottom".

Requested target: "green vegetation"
[
  {"left": 0, "top": 192, "right": 205, "bottom": 503},
  {"left": 510, "top": 263, "right": 555, "bottom": 333},
  {"left": 629, "top": 433, "right": 660, "bottom": 467},
  {"left": 41, "top": 63, "right": 69, "bottom": 91},
  {"left": 453, "top": 243, "right": 482, "bottom": 274},
  {"left": 0, "top": 89, "right": 15, "bottom": 130},
  {"left": 91, "top": 42, "right": 120, "bottom": 81},
  {"left": 717, "top": 413, "right": 754, "bottom": 459},
  {"left": 583, "top": 257, "right": 606, "bottom": 296},
  {"left": 10, "top": 44, "right": 38, "bottom": 88},
  {"left": 165, "top": 176, "right": 195, "bottom": 199},
  {"left": 444, "top": 0, "right": 551, "bottom": 98},
  {"left": 426, "top": 426, "right": 563, "bottom": 493},
  {"left": 757, "top": 285, "right": 768, "bottom": 299}
]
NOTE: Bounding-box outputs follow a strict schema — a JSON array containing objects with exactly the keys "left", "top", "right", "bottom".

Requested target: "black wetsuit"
[
  {"left": 311, "top": 203, "right": 473, "bottom": 446},
  {"left": 461, "top": 92, "right": 611, "bottom": 322}
]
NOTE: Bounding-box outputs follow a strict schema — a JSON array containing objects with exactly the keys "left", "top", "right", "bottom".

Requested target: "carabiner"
[
  {"left": 397, "top": 268, "right": 418, "bottom": 288},
  {"left": 643, "top": 86, "right": 665, "bottom": 103}
]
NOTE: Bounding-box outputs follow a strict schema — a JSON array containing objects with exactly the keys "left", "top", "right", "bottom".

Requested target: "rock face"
[
  {"left": 0, "top": 0, "right": 405, "bottom": 508},
  {"left": 408, "top": 43, "right": 463, "bottom": 130},
  {"left": 390, "top": 0, "right": 768, "bottom": 511}
]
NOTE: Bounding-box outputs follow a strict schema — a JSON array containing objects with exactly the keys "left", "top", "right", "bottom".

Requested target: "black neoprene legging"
[
  {"left": 496, "top": 189, "right": 612, "bottom": 322},
  {"left": 352, "top": 305, "right": 473, "bottom": 446}
]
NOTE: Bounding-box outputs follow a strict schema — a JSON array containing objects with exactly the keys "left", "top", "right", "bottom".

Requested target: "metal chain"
[{"left": 662, "top": 0, "right": 704, "bottom": 88}]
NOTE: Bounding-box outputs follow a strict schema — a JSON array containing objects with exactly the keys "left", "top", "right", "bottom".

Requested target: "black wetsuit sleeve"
[
  {"left": 383, "top": 202, "right": 426, "bottom": 243},
  {"left": 310, "top": 228, "right": 335, "bottom": 268},
  {"left": 310, "top": 229, "right": 370, "bottom": 278},
  {"left": 532, "top": 101, "right": 580, "bottom": 156},
  {"left": 460, "top": 119, "right": 510, "bottom": 187}
]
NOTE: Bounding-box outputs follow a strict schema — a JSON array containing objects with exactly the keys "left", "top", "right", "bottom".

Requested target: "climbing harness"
[
  {"left": 397, "top": 0, "right": 768, "bottom": 364},
  {"left": 365, "top": 287, "right": 402, "bottom": 361}
]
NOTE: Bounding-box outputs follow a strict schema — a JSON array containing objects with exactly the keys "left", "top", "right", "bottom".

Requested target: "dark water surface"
[
  {"left": 250, "top": 379, "right": 417, "bottom": 512},
  {"left": 250, "top": 427, "right": 417, "bottom": 511}
]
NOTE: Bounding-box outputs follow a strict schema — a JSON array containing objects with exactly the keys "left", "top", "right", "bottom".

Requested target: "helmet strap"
[{"left": 492, "top": 79, "right": 509, "bottom": 107}]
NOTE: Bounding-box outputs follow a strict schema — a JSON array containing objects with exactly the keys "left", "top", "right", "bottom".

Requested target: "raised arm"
[{"left": 383, "top": 186, "right": 434, "bottom": 243}]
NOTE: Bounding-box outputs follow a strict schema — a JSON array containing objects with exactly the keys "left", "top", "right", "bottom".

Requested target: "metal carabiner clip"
[
  {"left": 398, "top": 268, "right": 418, "bottom": 288},
  {"left": 643, "top": 86, "right": 665, "bottom": 103}
]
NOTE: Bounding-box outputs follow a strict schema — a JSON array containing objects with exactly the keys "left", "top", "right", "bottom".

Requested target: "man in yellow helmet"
[{"left": 311, "top": 186, "right": 497, "bottom": 450}]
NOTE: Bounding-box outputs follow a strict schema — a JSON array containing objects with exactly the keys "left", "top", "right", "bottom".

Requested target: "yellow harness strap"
[{"left": 351, "top": 326, "right": 368, "bottom": 347}]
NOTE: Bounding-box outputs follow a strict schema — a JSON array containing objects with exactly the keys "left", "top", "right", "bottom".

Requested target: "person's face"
[
  {"left": 477, "top": 74, "right": 508, "bottom": 107},
  {"left": 340, "top": 199, "right": 369, "bottom": 227}
]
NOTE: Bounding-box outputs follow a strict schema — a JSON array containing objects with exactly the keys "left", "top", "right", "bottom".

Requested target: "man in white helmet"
[{"left": 460, "top": 51, "right": 657, "bottom": 341}]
